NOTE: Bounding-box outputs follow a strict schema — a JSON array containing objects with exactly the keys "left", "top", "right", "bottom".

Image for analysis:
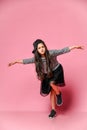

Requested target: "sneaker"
[
  {"left": 48, "top": 109, "right": 56, "bottom": 118},
  {"left": 56, "top": 92, "right": 63, "bottom": 106}
]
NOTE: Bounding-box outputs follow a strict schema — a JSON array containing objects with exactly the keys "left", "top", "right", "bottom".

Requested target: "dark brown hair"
[{"left": 33, "top": 39, "right": 53, "bottom": 80}]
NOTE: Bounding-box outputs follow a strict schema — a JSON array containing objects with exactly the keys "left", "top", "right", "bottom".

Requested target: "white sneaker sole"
[
  {"left": 56, "top": 101, "right": 63, "bottom": 106},
  {"left": 48, "top": 114, "right": 56, "bottom": 119}
]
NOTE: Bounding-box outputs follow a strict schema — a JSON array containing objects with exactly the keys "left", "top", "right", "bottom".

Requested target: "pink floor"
[{"left": 0, "top": 111, "right": 87, "bottom": 130}]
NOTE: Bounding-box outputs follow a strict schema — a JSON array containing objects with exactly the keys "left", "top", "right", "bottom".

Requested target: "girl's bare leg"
[
  {"left": 50, "top": 82, "right": 62, "bottom": 106},
  {"left": 48, "top": 89, "right": 56, "bottom": 118},
  {"left": 50, "top": 89, "right": 56, "bottom": 110},
  {"left": 50, "top": 82, "right": 61, "bottom": 95}
]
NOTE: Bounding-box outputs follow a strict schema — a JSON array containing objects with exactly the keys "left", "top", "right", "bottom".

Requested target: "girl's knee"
[
  {"left": 50, "top": 88, "right": 56, "bottom": 94},
  {"left": 50, "top": 81, "right": 55, "bottom": 86}
]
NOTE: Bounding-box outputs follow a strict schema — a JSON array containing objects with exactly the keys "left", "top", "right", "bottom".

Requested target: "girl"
[{"left": 8, "top": 39, "right": 83, "bottom": 118}]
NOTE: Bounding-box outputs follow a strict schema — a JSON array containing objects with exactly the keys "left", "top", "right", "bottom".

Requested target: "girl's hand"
[
  {"left": 75, "top": 46, "right": 84, "bottom": 50},
  {"left": 8, "top": 60, "right": 23, "bottom": 67},
  {"left": 8, "top": 62, "right": 16, "bottom": 67},
  {"left": 69, "top": 45, "right": 84, "bottom": 50}
]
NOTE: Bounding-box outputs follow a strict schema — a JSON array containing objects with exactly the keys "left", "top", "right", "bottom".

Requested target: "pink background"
[
  {"left": 0, "top": 0, "right": 87, "bottom": 130},
  {"left": 0, "top": 0, "right": 87, "bottom": 112}
]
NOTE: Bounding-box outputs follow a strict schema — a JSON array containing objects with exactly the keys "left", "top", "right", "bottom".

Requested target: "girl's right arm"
[
  {"left": 8, "top": 57, "right": 35, "bottom": 67},
  {"left": 8, "top": 60, "right": 23, "bottom": 67}
]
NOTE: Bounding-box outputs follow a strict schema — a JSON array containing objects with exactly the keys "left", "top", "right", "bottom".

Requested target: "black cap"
[{"left": 32, "top": 39, "right": 45, "bottom": 53}]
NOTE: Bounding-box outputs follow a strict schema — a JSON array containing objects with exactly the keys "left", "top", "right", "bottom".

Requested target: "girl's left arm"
[
  {"left": 49, "top": 45, "right": 84, "bottom": 56},
  {"left": 69, "top": 45, "right": 84, "bottom": 51}
]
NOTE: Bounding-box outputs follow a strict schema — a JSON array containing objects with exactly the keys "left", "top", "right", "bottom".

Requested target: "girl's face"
[{"left": 37, "top": 43, "right": 46, "bottom": 56}]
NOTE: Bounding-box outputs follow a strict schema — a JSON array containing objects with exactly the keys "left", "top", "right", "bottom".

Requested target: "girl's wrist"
[
  {"left": 69, "top": 46, "right": 76, "bottom": 50},
  {"left": 15, "top": 60, "right": 23, "bottom": 64},
  {"left": 74, "top": 46, "right": 77, "bottom": 49},
  {"left": 14, "top": 61, "right": 18, "bottom": 64}
]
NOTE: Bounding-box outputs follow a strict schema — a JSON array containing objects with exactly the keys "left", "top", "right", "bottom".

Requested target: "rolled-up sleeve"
[
  {"left": 23, "top": 57, "right": 35, "bottom": 64},
  {"left": 49, "top": 47, "right": 71, "bottom": 56}
]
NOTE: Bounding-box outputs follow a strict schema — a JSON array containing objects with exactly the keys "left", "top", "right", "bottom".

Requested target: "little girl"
[{"left": 8, "top": 39, "right": 83, "bottom": 118}]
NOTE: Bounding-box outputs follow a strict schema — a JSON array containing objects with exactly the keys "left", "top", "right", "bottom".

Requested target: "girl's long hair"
[{"left": 34, "top": 41, "right": 53, "bottom": 80}]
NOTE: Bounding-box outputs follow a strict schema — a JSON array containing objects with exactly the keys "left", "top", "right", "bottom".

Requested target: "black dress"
[{"left": 40, "top": 64, "right": 65, "bottom": 96}]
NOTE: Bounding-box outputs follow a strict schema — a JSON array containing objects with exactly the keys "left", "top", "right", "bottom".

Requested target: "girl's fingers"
[
  {"left": 80, "top": 46, "right": 84, "bottom": 49},
  {"left": 8, "top": 62, "right": 13, "bottom": 66},
  {"left": 77, "top": 46, "right": 84, "bottom": 49},
  {"left": 8, "top": 63, "right": 12, "bottom": 66}
]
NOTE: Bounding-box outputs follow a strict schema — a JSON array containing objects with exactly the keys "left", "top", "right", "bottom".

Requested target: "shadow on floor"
[{"left": 56, "top": 85, "right": 75, "bottom": 114}]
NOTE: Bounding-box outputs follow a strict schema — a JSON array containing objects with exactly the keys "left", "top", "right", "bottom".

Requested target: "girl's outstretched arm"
[
  {"left": 8, "top": 59, "right": 23, "bottom": 67},
  {"left": 69, "top": 45, "right": 84, "bottom": 50},
  {"left": 8, "top": 57, "right": 35, "bottom": 67}
]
